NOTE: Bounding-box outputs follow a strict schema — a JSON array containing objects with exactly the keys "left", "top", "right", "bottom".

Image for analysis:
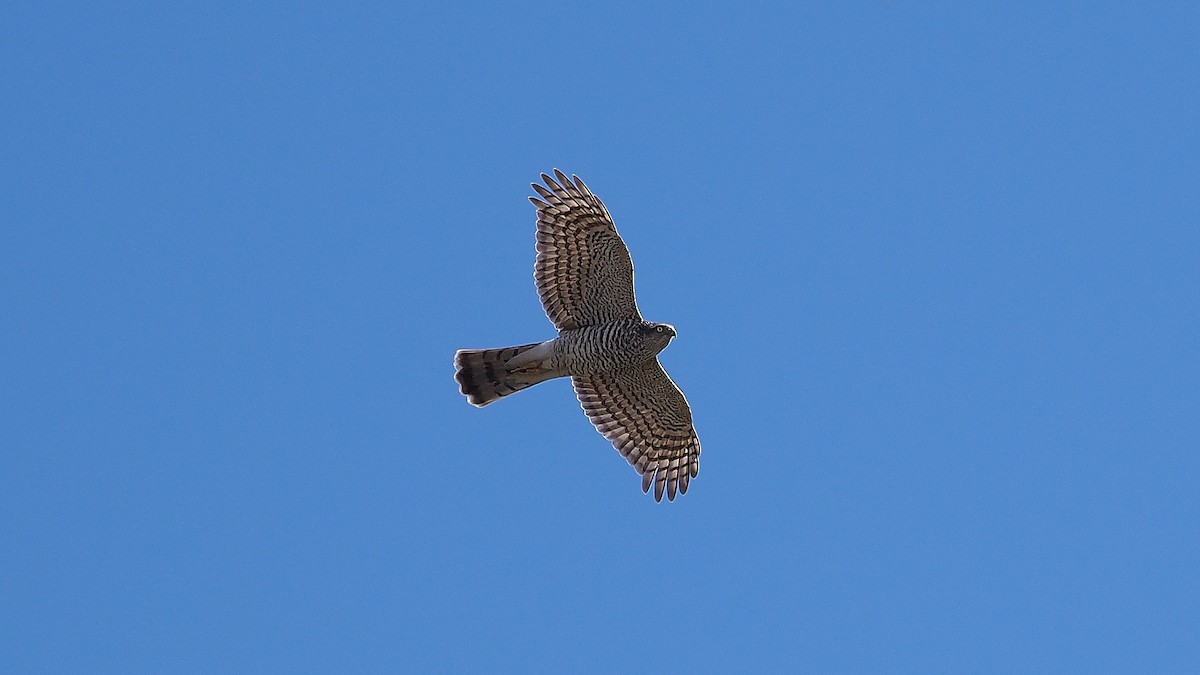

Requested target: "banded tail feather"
[{"left": 454, "top": 343, "right": 558, "bottom": 407}]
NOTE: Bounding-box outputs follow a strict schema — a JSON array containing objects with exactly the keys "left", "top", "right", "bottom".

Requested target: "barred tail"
[{"left": 454, "top": 343, "right": 558, "bottom": 407}]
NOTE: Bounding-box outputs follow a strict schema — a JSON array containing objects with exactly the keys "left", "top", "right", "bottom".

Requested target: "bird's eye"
[{"left": 656, "top": 326, "right": 664, "bottom": 333}]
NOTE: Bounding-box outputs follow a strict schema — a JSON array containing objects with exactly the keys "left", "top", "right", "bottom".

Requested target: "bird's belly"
[{"left": 553, "top": 324, "right": 646, "bottom": 375}]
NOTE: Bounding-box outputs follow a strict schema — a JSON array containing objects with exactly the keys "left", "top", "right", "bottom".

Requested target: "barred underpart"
[{"left": 552, "top": 320, "right": 668, "bottom": 374}]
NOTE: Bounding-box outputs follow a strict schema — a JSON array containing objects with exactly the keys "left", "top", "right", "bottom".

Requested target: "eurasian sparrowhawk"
[{"left": 454, "top": 170, "right": 700, "bottom": 502}]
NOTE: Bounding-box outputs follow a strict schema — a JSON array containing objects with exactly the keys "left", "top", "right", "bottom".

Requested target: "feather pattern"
[
  {"left": 572, "top": 359, "right": 701, "bottom": 502},
  {"left": 529, "top": 171, "right": 642, "bottom": 331}
]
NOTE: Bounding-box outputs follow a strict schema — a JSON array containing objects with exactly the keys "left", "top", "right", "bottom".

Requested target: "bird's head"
[{"left": 639, "top": 321, "right": 677, "bottom": 355}]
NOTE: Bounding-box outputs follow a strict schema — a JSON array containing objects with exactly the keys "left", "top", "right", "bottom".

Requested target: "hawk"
[{"left": 454, "top": 170, "right": 701, "bottom": 502}]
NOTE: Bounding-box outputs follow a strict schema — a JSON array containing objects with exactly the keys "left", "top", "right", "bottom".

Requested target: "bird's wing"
[
  {"left": 529, "top": 170, "right": 641, "bottom": 331},
  {"left": 572, "top": 359, "right": 700, "bottom": 502}
]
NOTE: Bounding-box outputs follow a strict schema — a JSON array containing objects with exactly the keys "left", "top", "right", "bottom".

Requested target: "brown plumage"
[
  {"left": 454, "top": 343, "right": 556, "bottom": 407},
  {"left": 455, "top": 170, "right": 701, "bottom": 502}
]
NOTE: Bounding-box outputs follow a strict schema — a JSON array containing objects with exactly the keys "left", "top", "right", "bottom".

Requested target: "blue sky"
[{"left": 3, "top": 2, "right": 1198, "bottom": 672}]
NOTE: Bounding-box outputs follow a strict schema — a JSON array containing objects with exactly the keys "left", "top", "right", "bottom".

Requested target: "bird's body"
[
  {"left": 455, "top": 171, "right": 700, "bottom": 501},
  {"left": 551, "top": 320, "right": 675, "bottom": 373}
]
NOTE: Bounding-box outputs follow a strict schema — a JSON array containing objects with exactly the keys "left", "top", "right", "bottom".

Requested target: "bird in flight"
[{"left": 455, "top": 170, "right": 700, "bottom": 501}]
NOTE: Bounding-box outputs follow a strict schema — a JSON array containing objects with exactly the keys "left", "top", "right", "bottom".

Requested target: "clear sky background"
[{"left": 3, "top": 2, "right": 1198, "bottom": 672}]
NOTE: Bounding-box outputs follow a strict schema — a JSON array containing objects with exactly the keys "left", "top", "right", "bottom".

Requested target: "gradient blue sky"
[{"left": 3, "top": 2, "right": 1198, "bottom": 672}]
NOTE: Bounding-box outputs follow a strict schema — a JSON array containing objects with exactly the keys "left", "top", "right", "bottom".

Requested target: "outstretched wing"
[
  {"left": 572, "top": 359, "right": 701, "bottom": 502},
  {"left": 529, "top": 170, "right": 641, "bottom": 331}
]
